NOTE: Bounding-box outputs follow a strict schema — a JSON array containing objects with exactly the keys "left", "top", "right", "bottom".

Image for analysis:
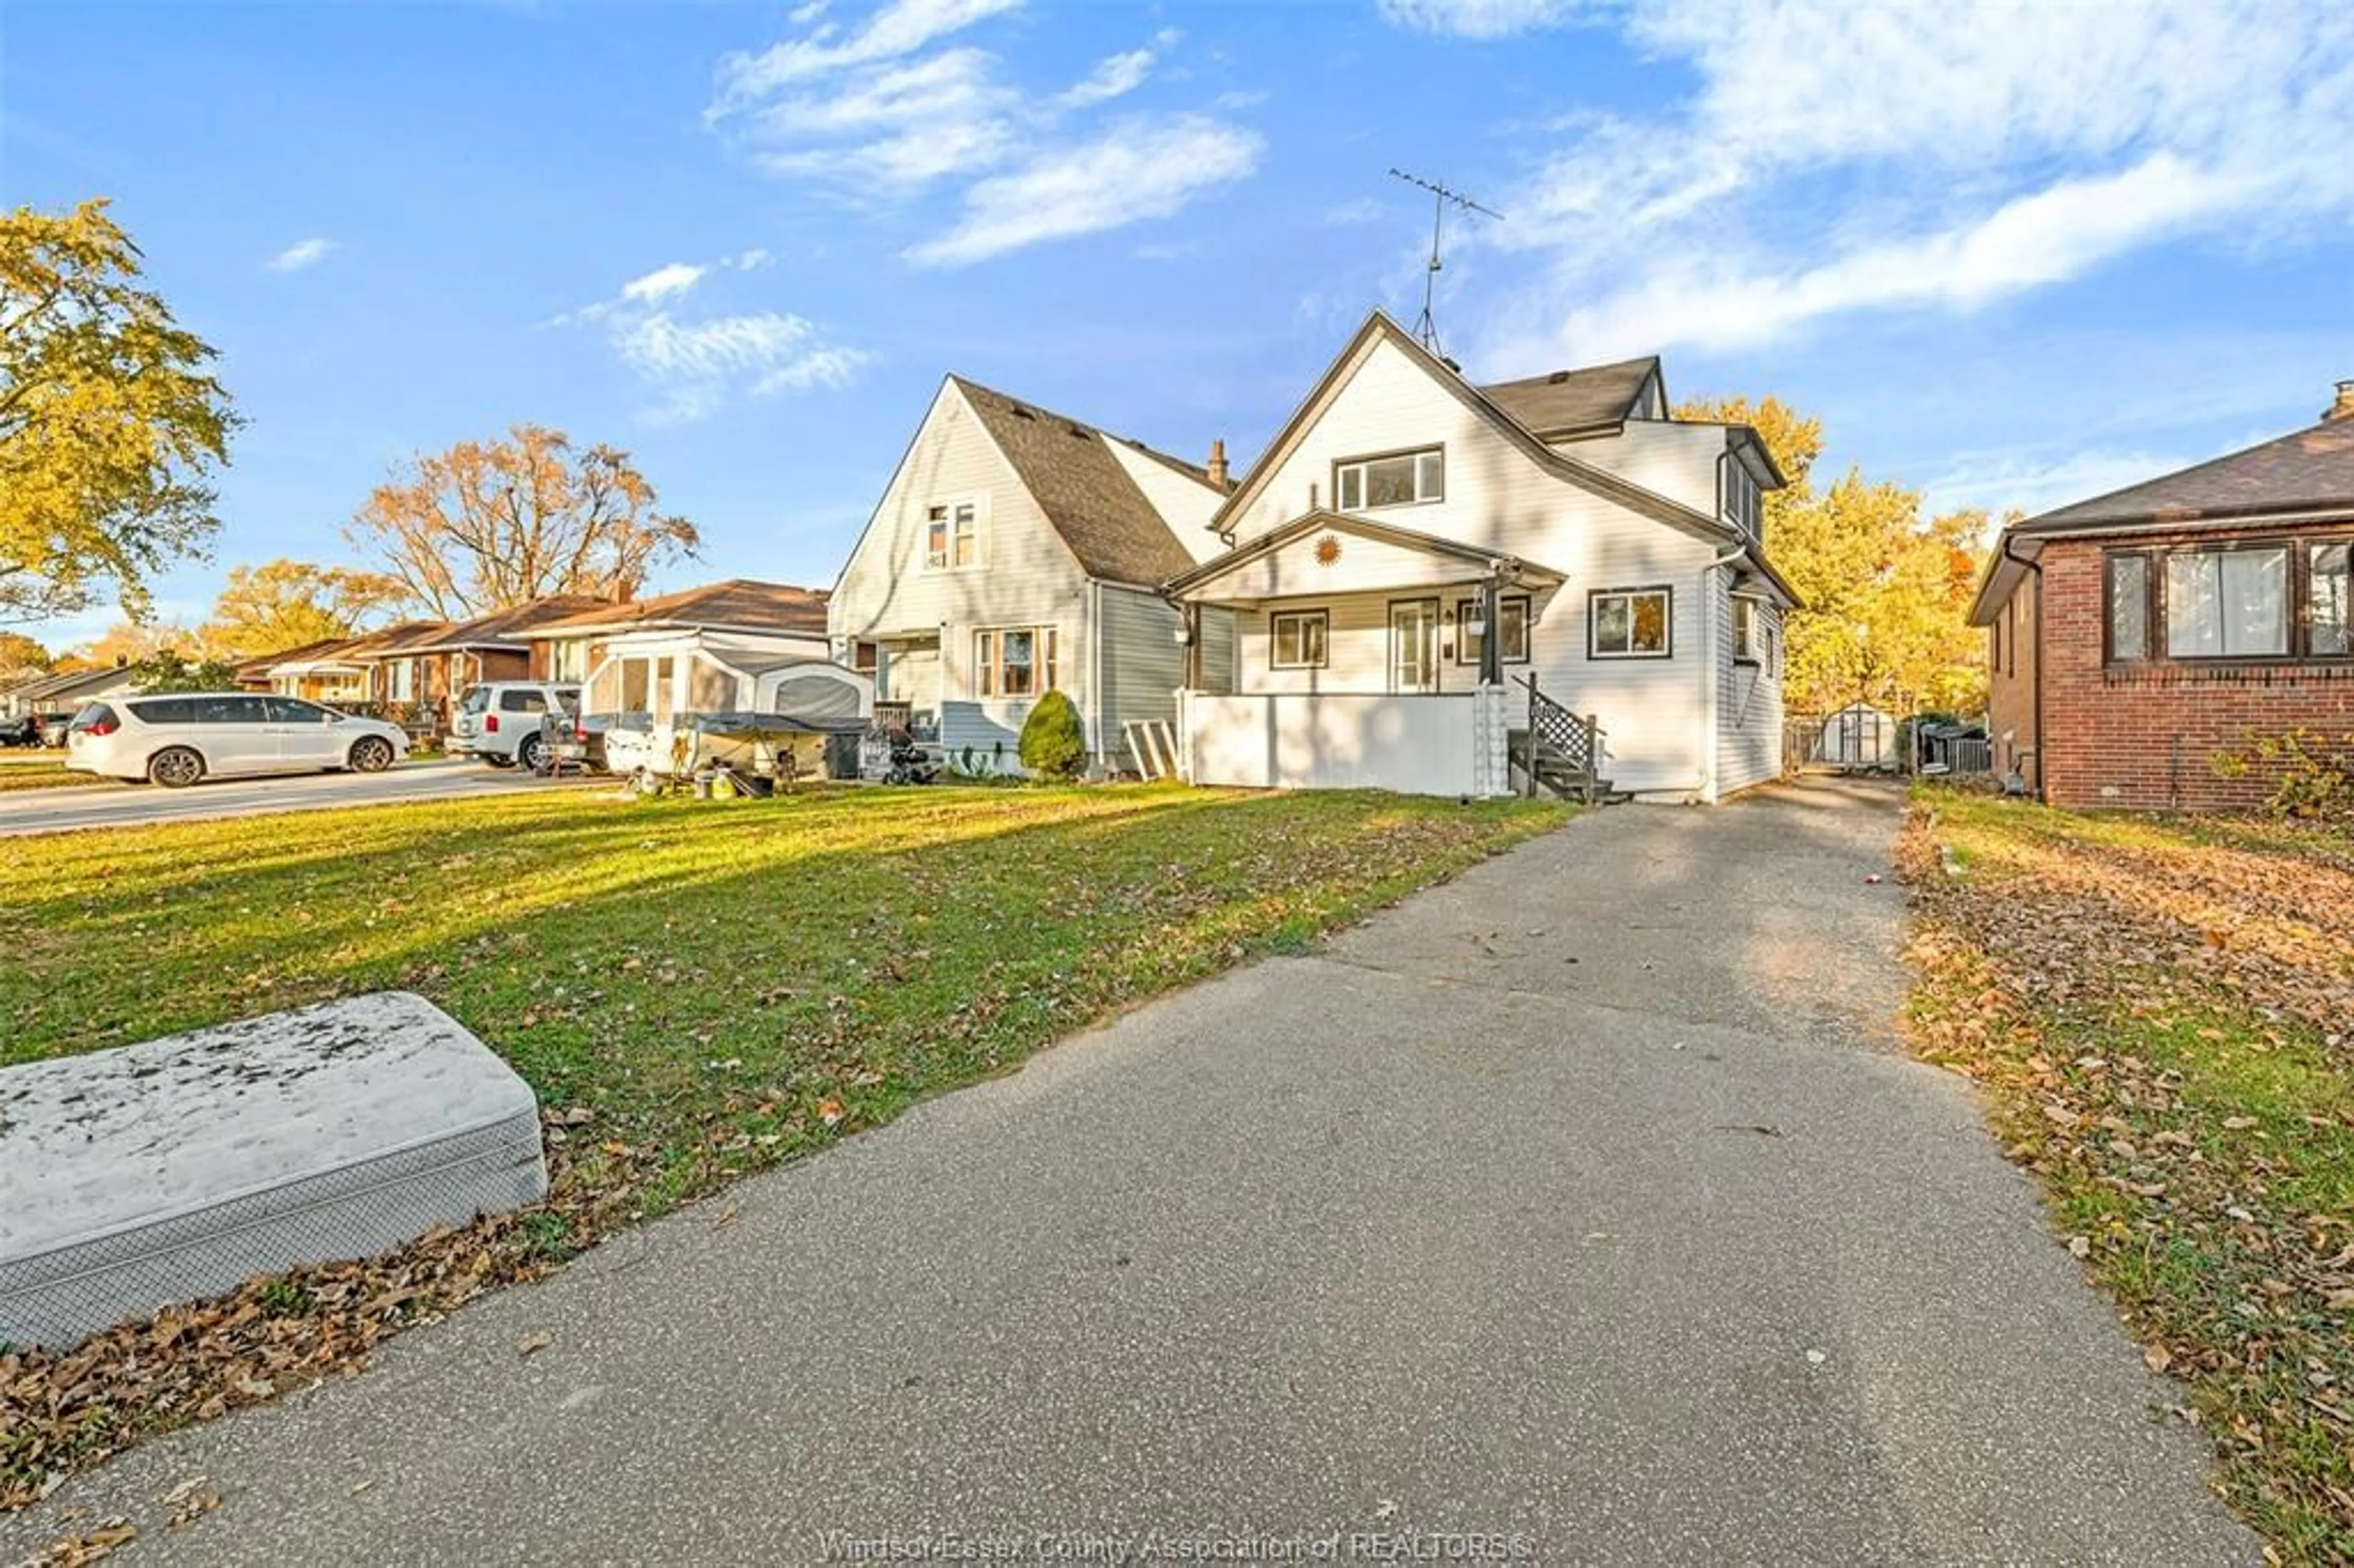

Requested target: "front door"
[{"left": 1389, "top": 599, "right": 1439, "bottom": 693}]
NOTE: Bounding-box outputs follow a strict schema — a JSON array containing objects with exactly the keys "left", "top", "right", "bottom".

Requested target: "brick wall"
[
  {"left": 2031, "top": 527, "right": 2354, "bottom": 812},
  {"left": 1986, "top": 568, "right": 2041, "bottom": 790}
]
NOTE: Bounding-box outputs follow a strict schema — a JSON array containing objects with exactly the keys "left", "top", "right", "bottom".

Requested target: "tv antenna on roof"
[{"left": 1389, "top": 167, "right": 1502, "bottom": 358}]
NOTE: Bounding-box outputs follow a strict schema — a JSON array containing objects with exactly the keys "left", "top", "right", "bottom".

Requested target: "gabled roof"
[
  {"left": 532, "top": 579, "right": 831, "bottom": 638},
  {"left": 230, "top": 637, "right": 349, "bottom": 677},
  {"left": 1210, "top": 311, "right": 1754, "bottom": 550},
  {"left": 1478, "top": 356, "right": 1661, "bottom": 437},
  {"left": 950, "top": 376, "right": 1214, "bottom": 587},
  {"left": 391, "top": 595, "right": 613, "bottom": 654},
  {"left": 12, "top": 664, "right": 139, "bottom": 704},
  {"left": 1969, "top": 413, "right": 2354, "bottom": 623},
  {"left": 1165, "top": 508, "right": 1567, "bottom": 599}
]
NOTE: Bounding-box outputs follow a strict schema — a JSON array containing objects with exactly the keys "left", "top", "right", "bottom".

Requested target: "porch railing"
[{"left": 1515, "top": 674, "right": 1606, "bottom": 804}]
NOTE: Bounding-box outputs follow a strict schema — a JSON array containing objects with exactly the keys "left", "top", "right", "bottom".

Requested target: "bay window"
[{"left": 975, "top": 626, "right": 1059, "bottom": 698}]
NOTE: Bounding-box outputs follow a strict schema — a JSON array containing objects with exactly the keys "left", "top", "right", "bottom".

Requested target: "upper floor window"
[
  {"left": 2105, "top": 538, "right": 2353, "bottom": 664},
  {"left": 1726, "top": 466, "right": 1761, "bottom": 537},
  {"left": 1336, "top": 447, "right": 1443, "bottom": 511},
  {"left": 926, "top": 501, "right": 979, "bottom": 570}
]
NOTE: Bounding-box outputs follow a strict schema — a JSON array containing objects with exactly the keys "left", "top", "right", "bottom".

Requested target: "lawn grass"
[
  {"left": 0, "top": 782, "right": 1567, "bottom": 1504},
  {"left": 0, "top": 761, "right": 109, "bottom": 792},
  {"left": 1903, "top": 788, "right": 2354, "bottom": 1561}
]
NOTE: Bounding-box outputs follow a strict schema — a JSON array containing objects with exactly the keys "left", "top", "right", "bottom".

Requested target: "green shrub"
[
  {"left": 2211, "top": 726, "right": 2354, "bottom": 820},
  {"left": 1018, "top": 688, "right": 1087, "bottom": 778}
]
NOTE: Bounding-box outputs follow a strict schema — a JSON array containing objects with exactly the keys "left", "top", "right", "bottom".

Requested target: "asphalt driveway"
[
  {"left": 0, "top": 781, "right": 2255, "bottom": 1564},
  {"left": 0, "top": 758, "right": 590, "bottom": 837}
]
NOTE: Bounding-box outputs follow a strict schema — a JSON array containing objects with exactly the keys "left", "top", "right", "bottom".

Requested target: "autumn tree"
[
  {"left": 0, "top": 199, "right": 240, "bottom": 622},
  {"left": 1680, "top": 395, "right": 1988, "bottom": 717},
  {"left": 348, "top": 425, "right": 698, "bottom": 619},
  {"left": 77, "top": 618, "right": 198, "bottom": 668},
  {"left": 0, "top": 630, "right": 50, "bottom": 683},
  {"left": 200, "top": 557, "right": 408, "bottom": 658}
]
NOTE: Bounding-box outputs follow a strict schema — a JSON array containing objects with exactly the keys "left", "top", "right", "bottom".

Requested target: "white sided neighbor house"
[
  {"left": 828, "top": 375, "right": 1233, "bottom": 776},
  {"left": 1164, "top": 311, "right": 1799, "bottom": 803}
]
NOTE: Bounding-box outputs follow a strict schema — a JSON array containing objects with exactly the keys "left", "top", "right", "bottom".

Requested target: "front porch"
[{"left": 1165, "top": 509, "right": 1602, "bottom": 800}]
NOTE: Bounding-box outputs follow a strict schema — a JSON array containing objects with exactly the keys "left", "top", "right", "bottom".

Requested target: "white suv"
[
  {"left": 64, "top": 693, "right": 408, "bottom": 787},
  {"left": 451, "top": 682, "right": 583, "bottom": 771}
]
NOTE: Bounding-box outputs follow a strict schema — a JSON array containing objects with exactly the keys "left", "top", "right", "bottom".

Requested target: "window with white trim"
[
  {"left": 1731, "top": 596, "right": 1764, "bottom": 663},
  {"left": 1335, "top": 447, "right": 1444, "bottom": 510},
  {"left": 975, "top": 626, "right": 1059, "bottom": 698},
  {"left": 1271, "top": 610, "right": 1328, "bottom": 669},
  {"left": 925, "top": 501, "right": 980, "bottom": 571},
  {"left": 1589, "top": 587, "right": 1671, "bottom": 658}
]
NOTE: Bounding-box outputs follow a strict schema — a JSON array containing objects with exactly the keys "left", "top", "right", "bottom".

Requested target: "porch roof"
[{"left": 1163, "top": 509, "right": 1566, "bottom": 606}]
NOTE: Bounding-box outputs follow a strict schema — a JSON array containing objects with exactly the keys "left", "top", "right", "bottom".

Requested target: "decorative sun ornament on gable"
[{"left": 1314, "top": 533, "right": 1343, "bottom": 567}]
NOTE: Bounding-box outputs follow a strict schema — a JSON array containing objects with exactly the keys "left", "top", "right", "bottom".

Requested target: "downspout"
[
  {"left": 1701, "top": 541, "right": 1745, "bottom": 804},
  {"left": 1087, "top": 580, "right": 1104, "bottom": 767},
  {"left": 2000, "top": 535, "right": 2046, "bottom": 802}
]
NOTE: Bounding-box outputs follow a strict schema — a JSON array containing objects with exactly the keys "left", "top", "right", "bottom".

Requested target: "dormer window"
[{"left": 1336, "top": 447, "right": 1443, "bottom": 510}]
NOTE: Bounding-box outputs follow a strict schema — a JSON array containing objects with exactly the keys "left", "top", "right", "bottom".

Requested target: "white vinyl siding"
[
  {"left": 829, "top": 381, "right": 1095, "bottom": 731},
  {"left": 1714, "top": 574, "right": 1783, "bottom": 797},
  {"left": 1097, "top": 583, "right": 1190, "bottom": 757},
  {"left": 1221, "top": 333, "right": 1731, "bottom": 797}
]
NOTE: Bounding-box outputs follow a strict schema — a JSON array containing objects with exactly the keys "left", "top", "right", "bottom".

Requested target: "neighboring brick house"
[{"left": 1970, "top": 381, "right": 2354, "bottom": 810}]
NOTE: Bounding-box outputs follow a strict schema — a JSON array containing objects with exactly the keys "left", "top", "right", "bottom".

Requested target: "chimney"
[
  {"left": 2327, "top": 379, "right": 2354, "bottom": 424},
  {"left": 1206, "top": 438, "right": 1230, "bottom": 490}
]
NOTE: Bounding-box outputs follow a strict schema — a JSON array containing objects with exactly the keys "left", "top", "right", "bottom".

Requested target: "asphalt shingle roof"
[
  {"left": 531, "top": 579, "right": 831, "bottom": 636},
  {"left": 951, "top": 376, "right": 1209, "bottom": 587},
  {"left": 1478, "top": 356, "right": 1659, "bottom": 436},
  {"left": 2015, "top": 416, "right": 2354, "bottom": 533}
]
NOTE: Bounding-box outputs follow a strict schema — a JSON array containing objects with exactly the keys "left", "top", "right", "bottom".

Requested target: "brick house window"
[
  {"left": 2106, "top": 554, "right": 2150, "bottom": 661},
  {"left": 2312, "top": 542, "right": 2350, "bottom": 656},
  {"left": 2105, "top": 537, "right": 2353, "bottom": 664}
]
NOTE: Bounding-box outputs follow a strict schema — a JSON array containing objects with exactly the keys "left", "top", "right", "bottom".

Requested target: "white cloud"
[
  {"left": 264, "top": 237, "right": 335, "bottom": 272},
  {"left": 710, "top": 9, "right": 1256, "bottom": 262},
  {"left": 1323, "top": 197, "right": 1385, "bottom": 226},
  {"left": 905, "top": 117, "right": 1261, "bottom": 267},
  {"left": 557, "top": 257, "right": 868, "bottom": 423},
  {"left": 710, "top": 0, "right": 1022, "bottom": 113},
  {"left": 620, "top": 261, "right": 709, "bottom": 304},
  {"left": 1376, "top": 0, "right": 1581, "bottom": 38},
  {"left": 1921, "top": 446, "right": 2194, "bottom": 523},
  {"left": 1471, "top": 0, "right": 2354, "bottom": 367},
  {"left": 1057, "top": 31, "right": 1178, "bottom": 109}
]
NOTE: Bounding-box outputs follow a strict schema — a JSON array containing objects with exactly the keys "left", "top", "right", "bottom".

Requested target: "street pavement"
[
  {"left": 0, "top": 780, "right": 2258, "bottom": 1564},
  {"left": 0, "top": 758, "right": 590, "bottom": 837}
]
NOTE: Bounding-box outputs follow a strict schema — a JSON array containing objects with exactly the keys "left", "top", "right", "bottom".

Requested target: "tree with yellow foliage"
[
  {"left": 202, "top": 558, "right": 409, "bottom": 658},
  {"left": 1679, "top": 395, "right": 1990, "bottom": 717},
  {"left": 1, "top": 200, "right": 239, "bottom": 622}
]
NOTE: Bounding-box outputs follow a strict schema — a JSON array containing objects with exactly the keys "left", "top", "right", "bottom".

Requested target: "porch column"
[{"left": 1476, "top": 579, "right": 1504, "bottom": 688}]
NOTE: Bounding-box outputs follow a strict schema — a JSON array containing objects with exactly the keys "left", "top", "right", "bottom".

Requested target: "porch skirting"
[{"left": 1176, "top": 687, "right": 1512, "bottom": 799}]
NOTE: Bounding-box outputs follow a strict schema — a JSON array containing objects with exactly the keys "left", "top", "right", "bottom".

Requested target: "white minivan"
[
  {"left": 451, "top": 682, "right": 584, "bottom": 771},
  {"left": 64, "top": 693, "right": 409, "bottom": 787}
]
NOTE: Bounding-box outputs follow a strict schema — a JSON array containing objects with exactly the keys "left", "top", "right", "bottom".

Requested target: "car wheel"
[
  {"left": 147, "top": 747, "right": 205, "bottom": 788},
  {"left": 515, "top": 734, "right": 545, "bottom": 773},
  {"left": 349, "top": 736, "right": 395, "bottom": 773}
]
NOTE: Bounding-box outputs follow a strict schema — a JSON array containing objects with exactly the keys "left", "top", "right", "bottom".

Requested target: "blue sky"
[{"left": 7, "top": 0, "right": 2352, "bottom": 651}]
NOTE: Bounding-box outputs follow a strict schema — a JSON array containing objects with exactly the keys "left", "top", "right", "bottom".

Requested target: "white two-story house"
[
  {"left": 828, "top": 375, "right": 1232, "bottom": 774},
  {"left": 1165, "top": 310, "right": 1797, "bottom": 802}
]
